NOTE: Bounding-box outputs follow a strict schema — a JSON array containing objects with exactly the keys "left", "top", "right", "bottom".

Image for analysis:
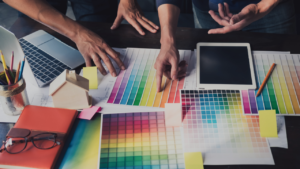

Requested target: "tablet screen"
[{"left": 199, "top": 46, "right": 253, "bottom": 85}]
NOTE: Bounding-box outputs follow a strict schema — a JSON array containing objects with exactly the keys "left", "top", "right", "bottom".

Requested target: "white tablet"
[{"left": 196, "top": 43, "right": 256, "bottom": 90}]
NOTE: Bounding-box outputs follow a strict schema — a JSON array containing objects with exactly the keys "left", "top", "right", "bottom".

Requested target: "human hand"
[
  {"left": 208, "top": 2, "right": 276, "bottom": 34},
  {"left": 154, "top": 43, "right": 187, "bottom": 92},
  {"left": 111, "top": 0, "right": 159, "bottom": 35},
  {"left": 73, "top": 28, "right": 125, "bottom": 77}
]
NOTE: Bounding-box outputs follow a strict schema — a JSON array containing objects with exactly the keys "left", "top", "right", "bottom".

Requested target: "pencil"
[
  {"left": 4, "top": 69, "right": 12, "bottom": 85},
  {"left": 10, "top": 51, "right": 14, "bottom": 71},
  {"left": 14, "top": 61, "right": 21, "bottom": 83},
  {"left": 18, "top": 58, "right": 25, "bottom": 81},
  {"left": 256, "top": 63, "right": 276, "bottom": 97},
  {"left": 0, "top": 50, "right": 10, "bottom": 82}
]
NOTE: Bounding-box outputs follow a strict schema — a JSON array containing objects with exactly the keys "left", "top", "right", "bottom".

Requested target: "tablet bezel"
[{"left": 196, "top": 43, "right": 257, "bottom": 90}]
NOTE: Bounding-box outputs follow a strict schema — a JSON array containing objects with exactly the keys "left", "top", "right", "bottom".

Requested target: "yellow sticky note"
[
  {"left": 83, "top": 67, "right": 98, "bottom": 89},
  {"left": 259, "top": 110, "right": 278, "bottom": 138},
  {"left": 184, "top": 152, "right": 204, "bottom": 169}
]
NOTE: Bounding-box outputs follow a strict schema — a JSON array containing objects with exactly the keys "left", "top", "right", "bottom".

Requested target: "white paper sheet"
[{"left": 267, "top": 116, "right": 288, "bottom": 148}]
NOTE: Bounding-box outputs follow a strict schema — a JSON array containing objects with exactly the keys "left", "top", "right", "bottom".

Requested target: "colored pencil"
[
  {"left": 18, "top": 58, "right": 25, "bottom": 81},
  {"left": 256, "top": 63, "right": 276, "bottom": 97},
  {"left": 4, "top": 69, "right": 12, "bottom": 85},
  {"left": 14, "top": 61, "right": 21, "bottom": 83},
  {"left": 0, "top": 50, "right": 10, "bottom": 82},
  {"left": 10, "top": 51, "right": 14, "bottom": 71}
]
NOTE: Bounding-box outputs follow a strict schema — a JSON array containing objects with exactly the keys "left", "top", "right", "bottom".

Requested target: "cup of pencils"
[{"left": 0, "top": 51, "right": 29, "bottom": 116}]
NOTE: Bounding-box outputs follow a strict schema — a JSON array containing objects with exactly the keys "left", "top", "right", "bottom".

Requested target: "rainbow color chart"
[
  {"left": 242, "top": 54, "right": 300, "bottom": 115},
  {"left": 100, "top": 112, "right": 185, "bottom": 169},
  {"left": 107, "top": 48, "right": 191, "bottom": 108},
  {"left": 181, "top": 90, "right": 274, "bottom": 165},
  {"left": 59, "top": 114, "right": 101, "bottom": 169}
]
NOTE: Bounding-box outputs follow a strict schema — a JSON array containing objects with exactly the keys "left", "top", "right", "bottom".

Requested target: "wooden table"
[{"left": 2, "top": 17, "right": 300, "bottom": 169}]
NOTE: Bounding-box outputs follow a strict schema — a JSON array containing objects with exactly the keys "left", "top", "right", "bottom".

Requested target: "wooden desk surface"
[{"left": 4, "top": 17, "right": 300, "bottom": 169}]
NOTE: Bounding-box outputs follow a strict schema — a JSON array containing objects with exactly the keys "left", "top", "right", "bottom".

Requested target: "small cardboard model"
[{"left": 49, "top": 70, "right": 91, "bottom": 110}]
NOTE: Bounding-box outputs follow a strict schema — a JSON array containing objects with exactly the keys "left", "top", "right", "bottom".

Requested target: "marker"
[
  {"left": 15, "top": 61, "right": 21, "bottom": 83},
  {"left": 18, "top": 58, "right": 25, "bottom": 81},
  {"left": 256, "top": 63, "right": 276, "bottom": 97},
  {"left": 0, "top": 50, "right": 10, "bottom": 82}
]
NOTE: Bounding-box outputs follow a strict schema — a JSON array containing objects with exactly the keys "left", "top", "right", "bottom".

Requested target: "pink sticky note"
[
  {"left": 78, "top": 106, "right": 101, "bottom": 120},
  {"left": 165, "top": 103, "right": 182, "bottom": 127}
]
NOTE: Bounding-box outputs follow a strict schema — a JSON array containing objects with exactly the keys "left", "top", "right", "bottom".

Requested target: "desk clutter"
[{"left": 0, "top": 47, "right": 297, "bottom": 168}]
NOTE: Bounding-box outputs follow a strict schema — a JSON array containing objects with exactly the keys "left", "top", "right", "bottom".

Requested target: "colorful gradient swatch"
[
  {"left": 100, "top": 112, "right": 185, "bottom": 169},
  {"left": 181, "top": 90, "right": 274, "bottom": 165},
  {"left": 242, "top": 54, "right": 300, "bottom": 115},
  {"left": 107, "top": 48, "right": 192, "bottom": 108},
  {"left": 59, "top": 114, "right": 101, "bottom": 169}
]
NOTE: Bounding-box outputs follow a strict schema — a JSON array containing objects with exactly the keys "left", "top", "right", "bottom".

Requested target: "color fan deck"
[
  {"left": 107, "top": 48, "right": 192, "bottom": 108},
  {"left": 242, "top": 54, "right": 300, "bottom": 115}
]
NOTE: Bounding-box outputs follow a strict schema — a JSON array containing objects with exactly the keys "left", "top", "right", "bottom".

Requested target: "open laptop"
[{"left": 0, "top": 26, "right": 85, "bottom": 87}]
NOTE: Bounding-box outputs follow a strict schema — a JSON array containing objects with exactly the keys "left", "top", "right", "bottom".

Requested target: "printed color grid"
[
  {"left": 60, "top": 114, "right": 101, "bottom": 169},
  {"left": 181, "top": 90, "right": 274, "bottom": 165},
  {"left": 100, "top": 112, "right": 184, "bottom": 169},
  {"left": 242, "top": 54, "right": 300, "bottom": 115},
  {"left": 107, "top": 48, "right": 191, "bottom": 108}
]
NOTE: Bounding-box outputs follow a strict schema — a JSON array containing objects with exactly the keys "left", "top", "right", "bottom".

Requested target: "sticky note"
[
  {"left": 165, "top": 103, "right": 182, "bottom": 127},
  {"left": 259, "top": 110, "right": 278, "bottom": 137},
  {"left": 184, "top": 152, "right": 204, "bottom": 169},
  {"left": 83, "top": 67, "right": 98, "bottom": 89},
  {"left": 78, "top": 106, "right": 101, "bottom": 120}
]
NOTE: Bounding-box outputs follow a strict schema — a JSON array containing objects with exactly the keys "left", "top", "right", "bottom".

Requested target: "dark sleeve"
[{"left": 156, "top": 0, "right": 181, "bottom": 8}]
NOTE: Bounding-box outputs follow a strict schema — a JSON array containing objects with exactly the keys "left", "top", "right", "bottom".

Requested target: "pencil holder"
[{"left": 0, "top": 72, "right": 29, "bottom": 116}]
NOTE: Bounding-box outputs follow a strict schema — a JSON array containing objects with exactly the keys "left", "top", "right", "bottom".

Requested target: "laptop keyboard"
[{"left": 19, "top": 38, "right": 71, "bottom": 85}]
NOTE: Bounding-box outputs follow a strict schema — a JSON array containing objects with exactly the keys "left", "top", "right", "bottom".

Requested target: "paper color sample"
[
  {"left": 59, "top": 113, "right": 101, "bottom": 169},
  {"left": 242, "top": 54, "right": 300, "bottom": 115},
  {"left": 181, "top": 90, "right": 274, "bottom": 165},
  {"left": 99, "top": 112, "right": 185, "bottom": 169},
  {"left": 165, "top": 103, "right": 182, "bottom": 127},
  {"left": 107, "top": 48, "right": 192, "bottom": 108},
  {"left": 78, "top": 106, "right": 101, "bottom": 120},
  {"left": 83, "top": 66, "right": 98, "bottom": 89},
  {"left": 259, "top": 110, "right": 278, "bottom": 138},
  {"left": 184, "top": 152, "right": 204, "bottom": 169}
]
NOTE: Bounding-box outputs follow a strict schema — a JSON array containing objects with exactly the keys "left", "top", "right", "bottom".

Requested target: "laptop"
[{"left": 0, "top": 26, "right": 85, "bottom": 87}]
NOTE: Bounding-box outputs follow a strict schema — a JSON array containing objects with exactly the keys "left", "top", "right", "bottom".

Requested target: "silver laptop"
[{"left": 0, "top": 26, "right": 85, "bottom": 87}]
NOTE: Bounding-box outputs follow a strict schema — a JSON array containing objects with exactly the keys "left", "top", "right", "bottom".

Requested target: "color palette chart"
[
  {"left": 181, "top": 90, "right": 274, "bottom": 165},
  {"left": 242, "top": 54, "right": 300, "bottom": 115},
  {"left": 99, "top": 112, "right": 185, "bottom": 169},
  {"left": 59, "top": 114, "right": 101, "bottom": 169},
  {"left": 107, "top": 48, "right": 192, "bottom": 108}
]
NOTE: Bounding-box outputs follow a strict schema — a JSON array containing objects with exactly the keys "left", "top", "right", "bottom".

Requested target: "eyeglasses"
[{"left": 0, "top": 128, "right": 65, "bottom": 154}]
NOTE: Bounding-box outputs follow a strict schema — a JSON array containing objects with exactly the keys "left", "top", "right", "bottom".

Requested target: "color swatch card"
[
  {"left": 107, "top": 48, "right": 192, "bottom": 108},
  {"left": 181, "top": 90, "right": 274, "bottom": 165},
  {"left": 59, "top": 113, "right": 102, "bottom": 169},
  {"left": 99, "top": 112, "right": 185, "bottom": 169},
  {"left": 242, "top": 54, "right": 300, "bottom": 115}
]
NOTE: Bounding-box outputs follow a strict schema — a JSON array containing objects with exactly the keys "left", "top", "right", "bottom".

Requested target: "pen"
[
  {"left": 256, "top": 63, "right": 276, "bottom": 97},
  {"left": 10, "top": 51, "right": 14, "bottom": 71}
]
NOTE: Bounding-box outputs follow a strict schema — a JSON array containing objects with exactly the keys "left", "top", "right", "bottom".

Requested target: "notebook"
[{"left": 0, "top": 105, "right": 78, "bottom": 169}]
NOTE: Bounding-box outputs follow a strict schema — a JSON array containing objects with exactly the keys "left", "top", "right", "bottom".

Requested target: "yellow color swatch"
[
  {"left": 83, "top": 67, "right": 98, "bottom": 89},
  {"left": 259, "top": 110, "right": 278, "bottom": 138},
  {"left": 184, "top": 152, "right": 204, "bottom": 169}
]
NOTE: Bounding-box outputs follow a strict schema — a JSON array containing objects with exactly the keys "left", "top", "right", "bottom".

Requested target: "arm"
[
  {"left": 208, "top": 0, "right": 283, "bottom": 34},
  {"left": 154, "top": 4, "right": 187, "bottom": 92},
  {"left": 3, "top": 0, "right": 124, "bottom": 76}
]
